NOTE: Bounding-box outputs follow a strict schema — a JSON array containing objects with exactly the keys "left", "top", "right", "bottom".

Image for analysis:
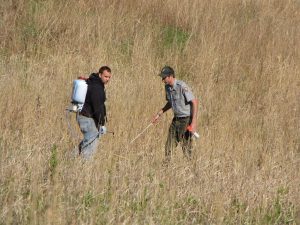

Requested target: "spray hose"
[
  {"left": 65, "top": 109, "right": 114, "bottom": 152},
  {"left": 65, "top": 110, "right": 80, "bottom": 141}
]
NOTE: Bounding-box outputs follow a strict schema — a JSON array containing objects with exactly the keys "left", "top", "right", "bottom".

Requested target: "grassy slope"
[{"left": 0, "top": 0, "right": 299, "bottom": 224}]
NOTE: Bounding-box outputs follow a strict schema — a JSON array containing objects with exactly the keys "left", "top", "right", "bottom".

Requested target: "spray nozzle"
[{"left": 100, "top": 126, "right": 114, "bottom": 136}]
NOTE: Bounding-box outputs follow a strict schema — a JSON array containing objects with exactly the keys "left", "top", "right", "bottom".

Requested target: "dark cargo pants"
[{"left": 165, "top": 116, "right": 192, "bottom": 161}]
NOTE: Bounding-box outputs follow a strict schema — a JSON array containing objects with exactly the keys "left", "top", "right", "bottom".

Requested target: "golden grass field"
[{"left": 0, "top": 0, "right": 299, "bottom": 224}]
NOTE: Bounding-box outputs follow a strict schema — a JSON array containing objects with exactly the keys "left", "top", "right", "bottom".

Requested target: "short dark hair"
[{"left": 99, "top": 66, "right": 111, "bottom": 74}]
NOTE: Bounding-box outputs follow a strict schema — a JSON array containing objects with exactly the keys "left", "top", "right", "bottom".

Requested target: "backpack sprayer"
[
  {"left": 65, "top": 78, "right": 88, "bottom": 142},
  {"left": 67, "top": 78, "right": 88, "bottom": 113},
  {"left": 66, "top": 78, "right": 114, "bottom": 143}
]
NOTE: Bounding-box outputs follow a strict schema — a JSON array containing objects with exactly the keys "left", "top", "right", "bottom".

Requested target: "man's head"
[
  {"left": 160, "top": 66, "right": 175, "bottom": 78},
  {"left": 99, "top": 66, "right": 112, "bottom": 85},
  {"left": 159, "top": 66, "right": 175, "bottom": 85}
]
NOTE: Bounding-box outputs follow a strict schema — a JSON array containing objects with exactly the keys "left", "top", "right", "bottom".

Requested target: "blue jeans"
[{"left": 77, "top": 114, "right": 100, "bottom": 159}]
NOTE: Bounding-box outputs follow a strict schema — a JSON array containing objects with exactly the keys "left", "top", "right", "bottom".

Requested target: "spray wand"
[{"left": 129, "top": 123, "right": 153, "bottom": 144}]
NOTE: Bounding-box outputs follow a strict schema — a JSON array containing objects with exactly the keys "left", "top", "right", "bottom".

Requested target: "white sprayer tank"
[{"left": 71, "top": 79, "right": 87, "bottom": 111}]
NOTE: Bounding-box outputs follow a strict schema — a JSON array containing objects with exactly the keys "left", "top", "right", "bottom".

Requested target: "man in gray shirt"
[{"left": 152, "top": 66, "right": 198, "bottom": 163}]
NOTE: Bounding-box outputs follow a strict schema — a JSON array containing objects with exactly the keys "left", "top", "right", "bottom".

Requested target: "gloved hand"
[{"left": 100, "top": 126, "right": 107, "bottom": 135}]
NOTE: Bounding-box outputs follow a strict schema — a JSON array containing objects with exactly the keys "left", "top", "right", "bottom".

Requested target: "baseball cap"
[{"left": 159, "top": 66, "right": 174, "bottom": 79}]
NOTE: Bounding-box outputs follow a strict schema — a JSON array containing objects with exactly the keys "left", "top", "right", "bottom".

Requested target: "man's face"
[
  {"left": 100, "top": 70, "right": 112, "bottom": 85},
  {"left": 162, "top": 75, "right": 170, "bottom": 85}
]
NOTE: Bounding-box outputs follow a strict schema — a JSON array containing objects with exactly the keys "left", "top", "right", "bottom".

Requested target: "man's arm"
[
  {"left": 91, "top": 87, "right": 105, "bottom": 128},
  {"left": 189, "top": 99, "right": 198, "bottom": 132},
  {"left": 152, "top": 102, "right": 172, "bottom": 123}
]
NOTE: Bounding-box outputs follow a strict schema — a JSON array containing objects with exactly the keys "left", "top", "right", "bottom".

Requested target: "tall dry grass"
[{"left": 0, "top": 0, "right": 299, "bottom": 224}]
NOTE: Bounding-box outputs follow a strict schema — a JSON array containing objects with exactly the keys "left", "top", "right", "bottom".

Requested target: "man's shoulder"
[
  {"left": 87, "top": 75, "right": 103, "bottom": 87},
  {"left": 175, "top": 80, "right": 189, "bottom": 88},
  {"left": 88, "top": 73, "right": 101, "bottom": 83},
  {"left": 176, "top": 80, "right": 195, "bottom": 96}
]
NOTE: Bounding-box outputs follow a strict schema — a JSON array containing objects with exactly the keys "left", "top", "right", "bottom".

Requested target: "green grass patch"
[
  {"left": 82, "top": 191, "right": 94, "bottom": 209},
  {"left": 162, "top": 26, "right": 189, "bottom": 50},
  {"left": 261, "top": 187, "right": 295, "bottom": 224},
  {"left": 49, "top": 144, "right": 58, "bottom": 178},
  {"left": 120, "top": 39, "right": 134, "bottom": 57}
]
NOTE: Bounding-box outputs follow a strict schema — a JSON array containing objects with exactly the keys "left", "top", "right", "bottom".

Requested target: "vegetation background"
[{"left": 0, "top": 0, "right": 299, "bottom": 224}]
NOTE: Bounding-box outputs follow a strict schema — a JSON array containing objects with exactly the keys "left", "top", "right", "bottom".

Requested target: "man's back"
[{"left": 80, "top": 73, "right": 106, "bottom": 127}]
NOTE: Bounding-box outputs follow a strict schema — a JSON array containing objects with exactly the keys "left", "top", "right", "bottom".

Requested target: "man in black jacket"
[{"left": 77, "top": 66, "right": 112, "bottom": 159}]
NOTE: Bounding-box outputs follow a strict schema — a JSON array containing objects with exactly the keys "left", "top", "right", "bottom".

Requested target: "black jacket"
[{"left": 80, "top": 73, "right": 106, "bottom": 127}]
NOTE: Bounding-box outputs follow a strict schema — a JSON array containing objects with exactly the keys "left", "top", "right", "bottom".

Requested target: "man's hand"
[
  {"left": 187, "top": 123, "right": 196, "bottom": 133},
  {"left": 152, "top": 110, "right": 163, "bottom": 124},
  {"left": 100, "top": 126, "right": 107, "bottom": 134},
  {"left": 187, "top": 124, "right": 200, "bottom": 138},
  {"left": 152, "top": 114, "right": 160, "bottom": 124}
]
